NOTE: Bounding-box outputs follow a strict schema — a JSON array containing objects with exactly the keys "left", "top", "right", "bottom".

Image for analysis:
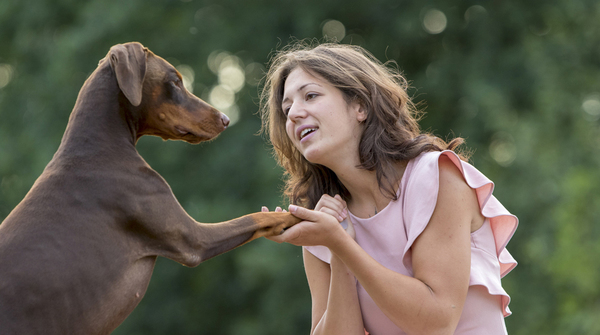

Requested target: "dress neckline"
[{"left": 348, "top": 157, "right": 415, "bottom": 221}]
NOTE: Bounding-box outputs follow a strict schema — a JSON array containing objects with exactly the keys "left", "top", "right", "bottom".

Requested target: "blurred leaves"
[{"left": 1, "top": 0, "right": 599, "bottom": 334}]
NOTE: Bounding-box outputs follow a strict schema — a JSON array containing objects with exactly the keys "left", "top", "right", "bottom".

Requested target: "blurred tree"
[{"left": 1, "top": 0, "right": 599, "bottom": 334}]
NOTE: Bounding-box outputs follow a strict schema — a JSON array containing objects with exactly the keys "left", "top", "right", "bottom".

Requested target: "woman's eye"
[
  {"left": 306, "top": 93, "right": 318, "bottom": 100},
  {"left": 283, "top": 106, "right": 291, "bottom": 116}
]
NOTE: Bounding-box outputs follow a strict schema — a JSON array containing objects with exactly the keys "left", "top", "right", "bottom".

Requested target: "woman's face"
[{"left": 282, "top": 68, "right": 366, "bottom": 168}]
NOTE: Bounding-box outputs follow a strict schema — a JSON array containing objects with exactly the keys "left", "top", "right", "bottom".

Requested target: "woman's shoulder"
[
  {"left": 402, "top": 150, "right": 453, "bottom": 197},
  {"left": 404, "top": 150, "right": 483, "bottom": 189},
  {"left": 409, "top": 149, "right": 460, "bottom": 170}
]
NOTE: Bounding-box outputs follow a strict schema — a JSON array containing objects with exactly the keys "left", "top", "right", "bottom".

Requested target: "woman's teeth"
[{"left": 300, "top": 128, "right": 317, "bottom": 139}]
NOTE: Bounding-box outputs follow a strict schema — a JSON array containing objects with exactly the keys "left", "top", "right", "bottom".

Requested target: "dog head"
[{"left": 108, "top": 42, "right": 230, "bottom": 144}]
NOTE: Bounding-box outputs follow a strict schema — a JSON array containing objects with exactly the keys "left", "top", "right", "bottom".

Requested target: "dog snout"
[{"left": 221, "top": 113, "right": 230, "bottom": 128}]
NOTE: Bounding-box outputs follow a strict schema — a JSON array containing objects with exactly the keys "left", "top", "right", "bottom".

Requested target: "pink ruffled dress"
[{"left": 304, "top": 150, "right": 518, "bottom": 335}]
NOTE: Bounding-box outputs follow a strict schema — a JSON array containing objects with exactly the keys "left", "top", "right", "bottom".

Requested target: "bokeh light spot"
[
  {"left": 322, "top": 19, "right": 346, "bottom": 41},
  {"left": 489, "top": 132, "right": 517, "bottom": 167},
  {"left": 208, "top": 51, "right": 246, "bottom": 93},
  {"left": 219, "top": 65, "right": 245, "bottom": 93},
  {"left": 209, "top": 85, "right": 235, "bottom": 110},
  {"left": 423, "top": 9, "right": 447, "bottom": 34},
  {"left": 0, "top": 64, "right": 15, "bottom": 89},
  {"left": 582, "top": 94, "right": 600, "bottom": 122},
  {"left": 464, "top": 5, "right": 487, "bottom": 23},
  {"left": 209, "top": 84, "right": 239, "bottom": 126},
  {"left": 425, "top": 62, "right": 440, "bottom": 81},
  {"left": 207, "top": 50, "right": 231, "bottom": 75},
  {"left": 176, "top": 64, "right": 195, "bottom": 93}
]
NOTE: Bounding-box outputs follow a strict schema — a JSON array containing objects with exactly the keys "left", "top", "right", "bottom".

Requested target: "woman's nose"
[{"left": 287, "top": 102, "right": 305, "bottom": 120}]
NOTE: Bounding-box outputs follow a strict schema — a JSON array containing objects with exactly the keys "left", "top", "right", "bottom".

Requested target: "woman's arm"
[
  {"left": 266, "top": 195, "right": 365, "bottom": 334},
  {"left": 274, "top": 156, "right": 480, "bottom": 334},
  {"left": 304, "top": 249, "right": 364, "bottom": 335},
  {"left": 299, "top": 195, "right": 366, "bottom": 334}
]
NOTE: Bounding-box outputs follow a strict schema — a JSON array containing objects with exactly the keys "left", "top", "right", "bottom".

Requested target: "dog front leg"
[
  {"left": 149, "top": 212, "right": 298, "bottom": 267},
  {"left": 129, "top": 174, "right": 300, "bottom": 266},
  {"left": 144, "top": 210, "right": 300, "bottom": 267},
  {"left": 189, "top": 212, "right": 301, "bottom": 263}
]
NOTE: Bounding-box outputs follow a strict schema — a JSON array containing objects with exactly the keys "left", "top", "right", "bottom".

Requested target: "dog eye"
[{"left": 167, "top": 80, "right": 183, "bottom": 103}]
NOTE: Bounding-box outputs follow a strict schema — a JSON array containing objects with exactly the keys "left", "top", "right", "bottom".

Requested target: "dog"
[{"left": 0, "top": 42, "right": 300, "bottom": 335}]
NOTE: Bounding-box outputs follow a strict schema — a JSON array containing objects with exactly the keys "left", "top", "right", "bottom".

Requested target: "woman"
[{"left": 260, "top": 41, "right": 517, "bottom": 335}]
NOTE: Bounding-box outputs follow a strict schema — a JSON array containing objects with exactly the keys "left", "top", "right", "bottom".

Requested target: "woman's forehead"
[
  {"left": 283, "top": 68, "right": 326, "bottom": 96},
  {"left": 285, "top": 68, "right": 320, "bottom": 85}
]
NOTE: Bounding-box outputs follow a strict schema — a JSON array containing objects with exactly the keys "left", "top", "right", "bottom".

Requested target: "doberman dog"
[{"left": 0, "top": 42, "right": 300, "bottom": 335}]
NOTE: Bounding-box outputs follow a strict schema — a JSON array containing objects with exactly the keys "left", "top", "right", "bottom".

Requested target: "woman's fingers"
[
  {"left": 261, "top": 206, "right": 287, "bottom": 213},
  {"left": 320, "top": 207, "right": 345, "bottom": 222},
  {"left": 264, "top": 205, "right": 346, "bottom": 247},
  {"left": 316, "top": 197, "right": 333, "bottom": 212},
  {"left": 288, "top": 204, "right": 322, "bottom": 222},
  {"left": 314, "top": 194, "right": 348, "bottom": 221},
  {"left": 266, "top": 223, "right": 302, "bottom": 244}
]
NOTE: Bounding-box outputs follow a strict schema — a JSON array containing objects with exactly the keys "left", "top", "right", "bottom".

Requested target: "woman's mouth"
[
  {"left": 300, "top": 127, "right": 317, "bottom": 139},
  {"left": 299, "top": 127, "right": 318, "bottom": 142}
]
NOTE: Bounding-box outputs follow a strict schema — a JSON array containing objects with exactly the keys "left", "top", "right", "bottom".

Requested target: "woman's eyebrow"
[{"left": 282, "top": 82, "right": 322, "bottom": 105}]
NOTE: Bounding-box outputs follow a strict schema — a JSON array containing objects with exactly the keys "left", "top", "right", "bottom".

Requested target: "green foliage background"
[{"left": 1, "top": 0, "right": 600, "bottom": 334}]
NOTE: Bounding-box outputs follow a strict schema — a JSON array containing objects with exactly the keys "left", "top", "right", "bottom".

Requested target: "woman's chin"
[{"left": 302, "top": 149, "right": 324, "bottom": 165}]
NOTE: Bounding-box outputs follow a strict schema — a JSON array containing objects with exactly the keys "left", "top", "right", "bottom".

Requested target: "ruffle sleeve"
[
  {"left": 304, "top": 245, "right": 332, "bottom": 264},
  {"left": 402, "top": 150, "right": 518, "bottom": 317}
]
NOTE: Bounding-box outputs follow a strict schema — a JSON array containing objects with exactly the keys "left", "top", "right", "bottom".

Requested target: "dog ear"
[{"left": 109, "top": 43, "right": 147, "bottom": 107}]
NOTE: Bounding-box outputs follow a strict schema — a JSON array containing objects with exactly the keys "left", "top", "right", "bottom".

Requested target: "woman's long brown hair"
[{"left": 260, "top": 41, "right": 466, "bottom": 209}]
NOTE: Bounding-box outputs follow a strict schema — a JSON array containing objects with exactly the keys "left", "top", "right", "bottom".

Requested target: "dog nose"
[{"left": 221, "top": 113, "right": 230, "bottom": 128}]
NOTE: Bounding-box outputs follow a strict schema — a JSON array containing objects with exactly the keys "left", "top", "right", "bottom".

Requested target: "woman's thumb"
[{"left": 288, "top": 204, "right": 318, "bottom": 222}]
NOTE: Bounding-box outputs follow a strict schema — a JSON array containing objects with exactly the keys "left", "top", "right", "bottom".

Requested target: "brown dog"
[{"left": 0, "top": 42, "right": 299, "bottom": 335}]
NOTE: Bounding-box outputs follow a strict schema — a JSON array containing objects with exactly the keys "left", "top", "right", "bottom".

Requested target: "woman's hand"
[
  {"left": 269, "top": 205, "right": 342, "bottom": 247},
  {"left": 263, "top": 194, "right": 354, "bottom": 247},
  {"left": 314, "top": 194, "right": 347, "bottom": 223},
  {"left": 315, "top": 194, "right": 356, "bottom": 241}
]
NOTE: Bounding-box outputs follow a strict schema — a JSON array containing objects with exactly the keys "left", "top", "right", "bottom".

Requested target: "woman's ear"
[
  {"left": 349, "top": 96, "right": 367, "bottom": 122},
  {"left": 355, "top": 103, "right": 367, "bottom": 122}
]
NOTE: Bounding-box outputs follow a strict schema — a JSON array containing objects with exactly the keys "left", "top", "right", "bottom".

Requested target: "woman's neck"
[{"left": 332, "top": 160, "right": 407, "bottom": 219}]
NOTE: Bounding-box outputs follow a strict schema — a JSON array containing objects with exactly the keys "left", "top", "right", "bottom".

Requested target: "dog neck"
[{"left": 54, "top": 61, "right": 141, "bottom": 161}]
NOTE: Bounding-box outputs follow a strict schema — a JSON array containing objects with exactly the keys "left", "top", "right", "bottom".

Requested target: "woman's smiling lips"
[
  {"left": 296, "top": 125, "right": 319, "bottom": 142},
  {"left": 296, "top": 125, "right": 318, "bottom": 141}
]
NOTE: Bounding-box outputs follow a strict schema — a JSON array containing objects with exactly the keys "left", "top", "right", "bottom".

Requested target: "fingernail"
[
  {"left": 262, "top": 206, "right": 268, "bottom": 211},
  {"left": 288, "top": 204, "right": 298, "bottom": 213}
]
